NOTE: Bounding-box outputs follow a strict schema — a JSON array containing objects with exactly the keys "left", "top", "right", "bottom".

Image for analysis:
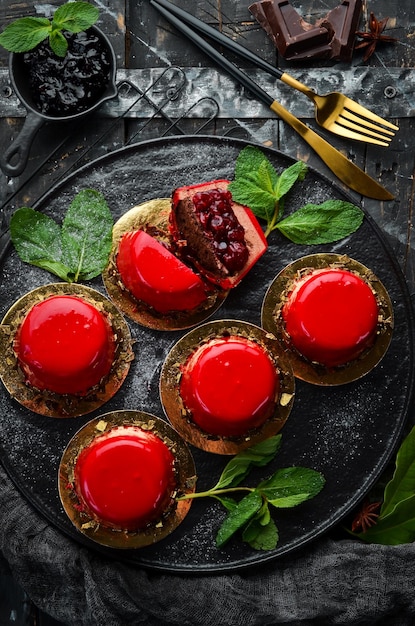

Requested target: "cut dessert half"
[
  {"left": 103, "top": 199, "right": 228, "bottom": 331},
  {"left": 116, "top": 229, "right": 209, "bottom": 314},
  {"left": 170, "top": 180, "right": 268, "bottom": 289}
]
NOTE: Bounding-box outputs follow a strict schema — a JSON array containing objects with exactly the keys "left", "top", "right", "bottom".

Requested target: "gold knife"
[
  {"left": 269, "top": 100, "right": 393, "bottom": 200},
  {"left": 151, "top": 0, "right": 394, "bottom": 201}
]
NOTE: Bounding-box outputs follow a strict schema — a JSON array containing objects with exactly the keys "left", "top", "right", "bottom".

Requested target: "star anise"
[
  {"left": 355, "top": 12, "right": 397, "bottom": 61},
  {"left": 351, "top": 499, "right": 382, "bottom": 533}
]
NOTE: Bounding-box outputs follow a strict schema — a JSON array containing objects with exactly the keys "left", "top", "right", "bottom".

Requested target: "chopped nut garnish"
[{"left": 280, "top": 393, "right": 294, "bottom": 407}]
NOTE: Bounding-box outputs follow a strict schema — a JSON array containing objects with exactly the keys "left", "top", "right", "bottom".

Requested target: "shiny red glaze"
[
  {"left": 180, "top": 336, "right": 279, "bottom": 437},
  {"left": 74, "top": 427, "right": 176, "bottom": 530},
  {"left": 282, "top": 268, "right": 378, "bottom": 367},
  {"left": 116, "top": 230, "right": 208, "bottom": 313},
  {"left": 15, "top": 295, "right": 115, "bottom": 395},
  {"left": 171, "top": 180, "right": 268, "bottom": 289}
]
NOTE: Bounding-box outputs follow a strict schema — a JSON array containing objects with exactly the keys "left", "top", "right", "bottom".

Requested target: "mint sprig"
[
  {"left": 178, "top": 435, "right": 325, "bottom": 550},
  {"left": 354, "top": 425, "right": 415, "bottom": 545},
  {"left": 10, "top": 189, "right": 113, "bottom": 283},
  {"left": 228, "top": 146, "right": 364, "bottom": 242},
  {"left": 0, "top": 1, "right": 99, "bottom": 57}
]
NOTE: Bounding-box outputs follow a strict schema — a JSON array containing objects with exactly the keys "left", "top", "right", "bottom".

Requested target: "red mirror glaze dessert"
[
  {"left": 116, "top": 229, "right": 208, "bottom": 314},
  {"left": 282, "top": 268, "right": 378, "bottom": 367},
  {"left": 180, "top": 335, "right": 279, "bottom": 437},
  {"left": 170, "top": 180, "right": 268, "bottom": 289},
  {"left": 14, "top": 294, "right": 115, "bottom": 395},
  {"left": 74, "top": 425, "right": 176, "bottom": 531}
]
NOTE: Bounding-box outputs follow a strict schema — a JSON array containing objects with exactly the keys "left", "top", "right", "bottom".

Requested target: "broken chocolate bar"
[{"left": 249, "top": 0, "right": 362, "bottom": 62}]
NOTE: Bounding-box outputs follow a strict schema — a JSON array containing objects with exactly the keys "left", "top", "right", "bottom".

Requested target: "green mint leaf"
[
  {"left": 257, "top": 497, "right": 271, "bottom": 526},
  {"left": 229, "top": 146, "right": 280, "bottom": 222},
  {"left": 258, "top": 467, "right": 325, "bottom": 506},
  {"left": 0, "top": 17, "right": 51, "bottom": 52},
  {"left": 30, "top": 259, "right": 74, "bottom": 281},
  {"left": 216, "top": 490, "right": 263, "bottom": 548},
  {"left": 9, "top": 207, "right": 72, "bottom": 280},
  {"left": 180, "top": 435, "right": 325, "bottom": 551},
  {"left": 10, "top": 190, "right": 112, "bottom": 283},
  {"left": 212, "top": 495, "right": 238, "bottom": 512},
  {"left": 268, "top": 493, "right": 315, "bottom": 508},
  {"left": 228, "top": 173, "right": 276, "bottom": 222},
  {"left": 0, "top": 2, "right": 99, "bottom": 54},
  {"left": 49, "top": 28, "right": 68, "bottom": 57},
  {"left": 358, "top": 493, "right": 415, "bottom": 545},
  {"left": 380, "top": 425, "right": 415, "bottom": 519},
  {"left": 274, "top": 160, "right": 308, "bottom": 200},
  {"left": 234, "top": 146, "right": 279, "bottom": 184},
  {"left": 212, "top": 434, "right": 282, "bottom": 490},
  {"left": 61, "top": 189, "right": 113, "bottom": 282},
  {"left": 276, "top": 200, "right": 364, "bottom": 245},
  {"left": 229, "top": 146, "right": 309, "bottom": 237},
  {"left": 52, "top": 2, "right": 99, "bottom": 33},
  {"left": 242, "top": 515, "right": 279, "bottom": 550}
]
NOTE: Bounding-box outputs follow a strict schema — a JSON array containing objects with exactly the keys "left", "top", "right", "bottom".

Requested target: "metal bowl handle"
[{"left": 0, "top": 111, "right": 45, "bottom": 177}]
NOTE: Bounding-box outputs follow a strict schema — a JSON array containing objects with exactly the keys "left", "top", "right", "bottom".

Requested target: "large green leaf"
[
  {"left": 380, "top": 425, "right": 415, "bottom": 518},
  {"left": 359, "top": 494, "right": 415, "bottom": 545}
]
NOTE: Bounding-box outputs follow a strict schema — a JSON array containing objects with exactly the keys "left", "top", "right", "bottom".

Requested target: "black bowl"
[{"left": 0, "top": 25, "right": 117, "bottom": 177}]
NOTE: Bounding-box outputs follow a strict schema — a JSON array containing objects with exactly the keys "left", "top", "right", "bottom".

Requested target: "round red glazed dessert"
[
  {"left": 180, "top": 335, "right": 279, "bottom": 437},
  {"left": 74, "top": 426, "right": 176, "bottom": 530},
  {"left": 116, "top": 229, "right": 208, "bottom": 314},
  {"left": 15, "top": 294, "right": 115, "bottom": 395},
  {"left": 282, "top": 268, "right": 379, "bottom": 367}
]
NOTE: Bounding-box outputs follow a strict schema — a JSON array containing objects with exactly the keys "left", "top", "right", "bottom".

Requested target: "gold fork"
[
  {"left": 151, "top": 0, "right": 398, "bottom": 146},
  {"left": 280, "top": 73, "right": 398, "bottom": 146}
]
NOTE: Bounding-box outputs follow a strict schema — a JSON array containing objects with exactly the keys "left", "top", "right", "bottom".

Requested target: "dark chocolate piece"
[
  {"left": 250, "top": 0, "right": 332, "bottom": 60},
  {"left": 249, "top": 0, "right": 362, "bottom": 61},
  {"left": 319, "top": 0, "right": 363, "bottom": 61}
]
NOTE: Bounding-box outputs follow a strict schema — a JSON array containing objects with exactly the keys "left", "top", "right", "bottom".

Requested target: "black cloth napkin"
[{"left": 1, "top": 462, "right": 414, "bottom": 626}]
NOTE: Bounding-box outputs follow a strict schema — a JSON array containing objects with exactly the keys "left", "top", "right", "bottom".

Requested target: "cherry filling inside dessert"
[
  {"left": 191, "top": 188, "right": 249, "bottom": 273},
  {"left": 171, "top": 180, "right": 268, "bottom": 289},
  {"left": 74, "top": 426, "right": 176, "bottom": 530},
  {"left": 116, "top": 229, "right": 208, "bottom": 314},
  {"left": 282, "top": 268, "right": 379, "bottom": 367},
  {"left": 14, "top": 295, "right": 115, "bottom": 395},
  {"left": 179, "top": 336, "right": 279, "bottom": 437}
]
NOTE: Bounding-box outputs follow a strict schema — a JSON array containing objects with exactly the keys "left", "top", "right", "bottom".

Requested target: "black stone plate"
[{"left": 0, "top": 136, "right": 413, "bottom": 573}]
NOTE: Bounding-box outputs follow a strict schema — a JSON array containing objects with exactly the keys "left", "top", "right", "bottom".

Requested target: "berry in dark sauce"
[
  {"left": 22, "top": 29, "right": 112, "bottom": 116},
  {"left": 192, "top": 188, "right": 249, "bottom": 273}
]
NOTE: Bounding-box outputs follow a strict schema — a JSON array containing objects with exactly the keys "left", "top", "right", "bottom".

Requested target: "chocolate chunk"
[
  {"left": 319, "top": 0, "right": 363, "bottom": 61},
  {"left": 249, "top": 0, "right": 362, "bottom": 61},
  {"left": 249, "top": 0, "right": 332, "bottom": 60}
]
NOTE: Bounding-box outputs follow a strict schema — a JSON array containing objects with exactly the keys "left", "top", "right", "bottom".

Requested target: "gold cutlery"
[
  {"left": 150, "top": 0, "right": 394, "bottom": 200},
  {"left": 151, "top": 0, "right": 398, "bottom": 146}
]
